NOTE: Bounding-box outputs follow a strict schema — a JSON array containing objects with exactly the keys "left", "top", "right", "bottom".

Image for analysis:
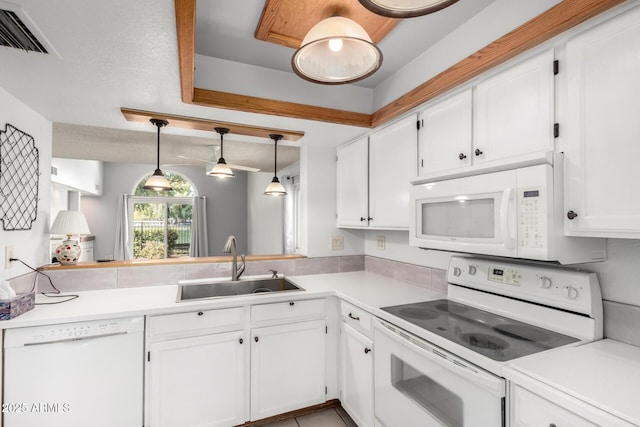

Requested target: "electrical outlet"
[
  {"left": 330, "top": 235, "right": 344, "bottom": 251},
  {"left": 376, "top": 236, "right": 385, "bottom": 250},
  {"left": 5, "top": 246, "right": 15, "bottom": 269}
]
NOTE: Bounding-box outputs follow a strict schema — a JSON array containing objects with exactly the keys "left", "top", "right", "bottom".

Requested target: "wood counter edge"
[{"left": 40, "top": 254, "right": 306, "bottom": 271}]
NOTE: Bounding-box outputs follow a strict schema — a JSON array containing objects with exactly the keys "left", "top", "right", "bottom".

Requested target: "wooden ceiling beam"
[
  {"left": 120, "top": 108, "right": 305, "bottom": 141},
  {"left": 192, "top": 88, "right": 372, "bottom": 128},
  {"left": 174, "top": 0, "right": 196, "bottom": 104}
]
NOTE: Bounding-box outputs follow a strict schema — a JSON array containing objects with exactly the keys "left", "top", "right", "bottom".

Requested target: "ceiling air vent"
[{"left": 0, "top": 8, "right": 47, "bottom": 53}]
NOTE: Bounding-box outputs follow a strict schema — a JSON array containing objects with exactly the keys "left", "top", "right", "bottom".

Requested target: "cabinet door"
[
  {"left": 148, "top": 331, "right": 247, "bottom": 427},
  {"left": 419, "top": 89, "right": 473, "bottom": 175},
  {"left": 563, "top": 6, "right": 640, "bottom": 238},
  {"left": 251, "top": 319, "right": 326, "bottom": 421},
  {"left": 369, "top": 114, "right": 418, "bottom": 229},
  {"left": 474, "top": 49, "right": 555, "bottom": 165},
  {"left": 341, "top": 323, "right": 374, "bottom": 427},
  {"left": 337, "top": 137, "right": 369, "bottom": 228}
]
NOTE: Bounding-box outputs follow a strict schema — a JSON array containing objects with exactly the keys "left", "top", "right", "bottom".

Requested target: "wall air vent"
[{"left": 0, "top": 9, "right": 47, "bottom": 53}]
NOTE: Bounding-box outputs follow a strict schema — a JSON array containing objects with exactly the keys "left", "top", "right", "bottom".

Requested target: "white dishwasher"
[{"left": 3, "top": 316, "right": 144, "bottom": 427}]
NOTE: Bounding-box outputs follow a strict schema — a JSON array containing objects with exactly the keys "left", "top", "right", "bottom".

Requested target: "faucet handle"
[
  {"left": 269, "top": 269, "right": 278, "bottom": 278},
  {"left": 236, "top": 254, "right": 246, "bottom": 278}
]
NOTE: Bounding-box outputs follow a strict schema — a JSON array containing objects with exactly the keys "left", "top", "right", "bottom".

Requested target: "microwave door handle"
[{"left": 500, "top": 188, "right": 515, "bottom": 249}]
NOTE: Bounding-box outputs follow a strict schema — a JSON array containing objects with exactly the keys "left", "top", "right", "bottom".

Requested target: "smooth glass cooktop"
[{"left": 381, "top": 299, "right": 579, "bottom": 362}]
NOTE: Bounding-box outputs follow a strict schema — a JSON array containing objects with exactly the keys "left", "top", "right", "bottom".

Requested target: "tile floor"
[{"left": 261, "top": 406, "right": 358, "bottom": 427}]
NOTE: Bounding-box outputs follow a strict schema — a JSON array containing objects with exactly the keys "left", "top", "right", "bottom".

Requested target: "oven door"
[
  {"left": 374, "top": 319, "right": 505, "bottom": 427},
  {"left": 410, "top": 169, "right": 517, "bottom": 258}
]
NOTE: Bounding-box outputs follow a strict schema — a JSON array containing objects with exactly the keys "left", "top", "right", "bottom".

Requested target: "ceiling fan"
[{"left": 177, "top": 146, "right": 261, "bottom": 173}]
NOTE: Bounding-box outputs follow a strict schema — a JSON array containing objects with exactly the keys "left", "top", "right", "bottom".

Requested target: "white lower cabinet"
[
  {"left": 250, "top": 319, "right": 327, "bottom": 420},
  {"left": 340, "top": 323, "right": 374, "bottom": 427},
  {"left": 148, "top": 331, "right": 247, "bottom": 427}
]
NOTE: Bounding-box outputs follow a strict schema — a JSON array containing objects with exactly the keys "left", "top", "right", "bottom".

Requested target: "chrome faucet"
[{"left": 223, "top": 235, "right": 245, "bottom": 281}]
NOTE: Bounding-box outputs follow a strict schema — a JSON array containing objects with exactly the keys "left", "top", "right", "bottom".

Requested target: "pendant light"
[
  {"left": 264, "top": 134, "right": 287, "bottom": 196},
  {"left": 143, "top": 118, "right": 172, "bottom": 192},
  {"left": 292, "top": 16, "right": 382, "bottom": 85},
  {"left": 208, "top": 127, "right": 234, "bottom": 178},
  {"left": 357, "top": 0, "right": 459, "bottom": 18}
]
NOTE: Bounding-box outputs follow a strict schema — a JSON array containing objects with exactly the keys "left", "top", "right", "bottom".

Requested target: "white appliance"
[
  {"left": 3, "top": 316, "right": 144, "bottom": 427},
  {"left": 374, "top": 256, "right": 603, "bottom": 427},
  {"left": 409, "top": 154, "right": 606, "bottom": 264}
]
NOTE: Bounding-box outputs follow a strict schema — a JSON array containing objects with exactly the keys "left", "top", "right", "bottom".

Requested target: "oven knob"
[
  {"left": 538, "top": 276, "right": 552, "bottom": 289},
  {"left": 561, "top": 286, "right": 579, "bottom": 299},
  {"left": 453, "top": 267, "right": 462, "bottom": 277},
  {"left": 468, "top": 265, "right": 477, "bottom": 275}
]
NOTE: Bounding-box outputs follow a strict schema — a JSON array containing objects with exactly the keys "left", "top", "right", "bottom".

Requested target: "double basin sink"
[{"left": 177, "top": 275, "right": 304, "bottom": 302}]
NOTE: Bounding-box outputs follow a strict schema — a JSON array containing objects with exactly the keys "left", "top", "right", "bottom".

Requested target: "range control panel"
[{"left": 448, "top": 257, "right": 600, "bottom": 316}]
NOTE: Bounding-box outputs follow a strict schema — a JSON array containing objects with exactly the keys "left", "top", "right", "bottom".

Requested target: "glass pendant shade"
[
  {"left": 144, "top": 169, "right": 172, "bottom": 192},
  {"left": 143, "top": 118, "right": 172, "bottom": 192},
  {"left": 357, "top": 0, "right": 459, "bottom": 18},
  {"left": 265, "top": 134, "right": 287, "bottom": 196},
  {"left": 264, "top": 176, "right": 287, "bottom": 196},
  {"left": 292, "top": 16, "right": 382, "bottom": 85},
  {"left": 209, "top": 127, "right": 235, "bottom": 178}
]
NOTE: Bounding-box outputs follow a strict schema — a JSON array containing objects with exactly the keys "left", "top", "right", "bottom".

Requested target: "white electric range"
[{"left": 373, "top": 256, "right": 603, "bottom": 427}]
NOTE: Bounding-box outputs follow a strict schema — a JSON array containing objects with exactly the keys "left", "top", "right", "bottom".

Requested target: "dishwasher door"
[{"left": 3, "top": 316, "right": 144, "bottom": 427}]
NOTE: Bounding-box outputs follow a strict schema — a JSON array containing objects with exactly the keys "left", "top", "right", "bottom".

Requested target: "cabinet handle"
[
  {"left": 474, "top": 148, "right": 483, "bottom": 156},
  {"left": 458, "top": 153, "right": 467, "bottom": 160},
  {"left": 254, "top": 336, "right": 259, "bottom": 343},
  {"left": 367, "top": 217, "right": 373, "bottom": 221},
  {"left": 239, "top": 338, "right": 244, "bottom": 344},
  {"left": 364, "top": 348, "right": 371, "bottom": 354},
  {"left": 360, "top": 216, "right": 367, "bottom": 222},
  {"left": 567, "top": 210, "right": 578, "bottom": 220},
  {"left": 348, "top": 313, "right": 360, "bottom": 321},
  {"left": 289, "top": 301, "right": 295, "bottom": 306},
  {"left": 197, "top": 311, "right": 204, "bottom": 316}
]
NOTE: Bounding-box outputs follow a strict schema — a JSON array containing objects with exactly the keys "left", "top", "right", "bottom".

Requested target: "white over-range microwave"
[{"left": 410, "top": 155, "right": 606, "bottom": 264}]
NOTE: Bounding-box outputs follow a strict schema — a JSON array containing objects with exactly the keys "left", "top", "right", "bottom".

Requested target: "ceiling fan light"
[
  {"left": 264, "top": 176, "right": 287, "bottom": 196},
  {"left": 357, "top": 0, "right": 460, "bottom": 18},
  {"left": 143, "top": 169, "right": 172, "bottom": 192},
  {"left": 292, "top": 16, "right": 382, "bottom": 85},
  {"left": 208, "top": 158, "right": 235, "bottom": 178}
]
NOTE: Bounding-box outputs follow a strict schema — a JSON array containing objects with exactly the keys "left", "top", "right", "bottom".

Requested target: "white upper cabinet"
[
  {"left": 419, "top": 89, "right": 473, "bottom": 175},
  {"left": 563, "top": 6, "right": 640, "bottom": 238},
  {"left": 336, "top": 137, "right": 369, "bottom": 228},
  {"left": 337, "top": 114, "right": 418, "bottom": 229},
  {"left": 474, "top": 49, "right": 556, "bottom": 166},
  {"left": 369, "top": 114, "right": 418, "bottom": 229}
]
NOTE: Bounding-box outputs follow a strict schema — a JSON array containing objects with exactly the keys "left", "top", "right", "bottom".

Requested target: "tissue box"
[{"left": 0, "top": 292, "right": 35, "bottom": 320}]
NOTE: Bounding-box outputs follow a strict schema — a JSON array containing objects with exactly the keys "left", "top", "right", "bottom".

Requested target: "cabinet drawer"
[
  {"left": 512, "top": 385, "right": 601, "bottom": 427},
  {"left": 251, "top": 299, "right": 325, "bottom": 325},
  {"left": 148, "top": 307, "right": 245, "bottom": 341},
  {"left": 341, "top": 301, "right": 372, "bottom": 336}
]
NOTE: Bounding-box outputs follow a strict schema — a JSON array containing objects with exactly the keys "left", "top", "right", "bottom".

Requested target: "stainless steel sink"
[{"left": 177, "top": 277, "right": 304, "bottom": 302}]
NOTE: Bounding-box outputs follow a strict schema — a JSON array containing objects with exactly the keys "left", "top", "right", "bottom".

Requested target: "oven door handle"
[{"left": 376, "top": 320, "right": 505, "bottom": 398}]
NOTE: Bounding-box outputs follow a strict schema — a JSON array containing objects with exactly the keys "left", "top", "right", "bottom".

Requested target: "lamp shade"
[
  {"left": 292, "top": 16, "right": 382, "bottom": 84},
  {"left": 208, "top": 127, "right": 235, "bottom": 178},
  {"left": 50, "top": 210, "right": 91, "bottom": 236},
  {"left": 143, "top": 169, "right": 172, "bottom": 192},
  {"left": 264, "top": 176, "right": 287, "bottom": 196},
  {"left": 358, "top": 0, "right": 459, "bottom": 18}
]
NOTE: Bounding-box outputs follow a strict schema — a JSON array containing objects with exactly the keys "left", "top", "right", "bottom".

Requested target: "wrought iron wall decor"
[{"left": 0, "top": 123, "right": 40, "bottom": 231}]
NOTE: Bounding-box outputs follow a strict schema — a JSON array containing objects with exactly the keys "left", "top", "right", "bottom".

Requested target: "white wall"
[
  {"left": 0, "top": 86, "right": 52, "bottom": 279},
  {"left": 247, "top": 172, "right": 283, "bottom": 254}
]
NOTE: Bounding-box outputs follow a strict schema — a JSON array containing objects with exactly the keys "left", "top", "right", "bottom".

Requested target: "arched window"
[{"left": 130, "top": 171, "right": 198, "bottom": 259}]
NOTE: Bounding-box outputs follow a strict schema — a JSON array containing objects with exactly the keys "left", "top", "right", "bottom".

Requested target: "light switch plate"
[
  {"left": 330, "top": 235, "right": 344, "bottom": 251},
  {"left": 376, "top": 236, "right": 385, "bottom": 250}
]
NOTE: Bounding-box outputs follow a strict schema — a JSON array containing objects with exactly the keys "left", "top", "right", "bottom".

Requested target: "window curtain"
[
  {"left": 283, "top": 176, "right": 295, "bottom": 254},
  {"left": 113, "top": 194, "right": 131, "bottom": 260},
  {"left": 190, "top": 196, "right": 209, "bottom": 257}
]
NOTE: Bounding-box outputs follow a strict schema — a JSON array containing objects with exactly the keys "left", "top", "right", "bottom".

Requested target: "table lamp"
[{"left": 50, "top": 210, "right": 91, "bottom": 265}]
